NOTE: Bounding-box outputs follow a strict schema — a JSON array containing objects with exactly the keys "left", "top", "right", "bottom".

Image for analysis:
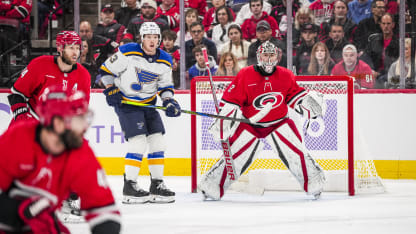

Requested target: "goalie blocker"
[{"left": 198, "top": 41, "right": 326, "bottom": 200}]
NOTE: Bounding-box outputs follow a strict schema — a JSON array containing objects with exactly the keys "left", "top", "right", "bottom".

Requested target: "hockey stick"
[{"left": 201, "top": 48, "right": 237, "bottom": 181}]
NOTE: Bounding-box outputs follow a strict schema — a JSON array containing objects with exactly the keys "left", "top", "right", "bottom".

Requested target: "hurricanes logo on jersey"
[
  {"left": 252, "top": 92, "right": 284, "bottom": 110},
  {"left": 131, "top": 67, "right": 160, "bottom": 91}
]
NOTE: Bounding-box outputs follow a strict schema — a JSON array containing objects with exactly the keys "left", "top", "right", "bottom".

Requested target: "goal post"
[{"left": 190, "top": 75, "right": 383, "bottom": 196}]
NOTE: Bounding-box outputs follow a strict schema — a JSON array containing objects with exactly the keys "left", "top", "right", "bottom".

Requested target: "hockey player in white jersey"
[{"left": 100, "top": 22, "right": 180, "bottom": 203}]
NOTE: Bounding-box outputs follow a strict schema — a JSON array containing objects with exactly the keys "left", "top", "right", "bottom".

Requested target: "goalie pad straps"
[
  {"left": 266, "top": 119, "right": 325, "bottom": 195},
  {"left": 199, "top": 128, "right": 262, "bottom": 199}
]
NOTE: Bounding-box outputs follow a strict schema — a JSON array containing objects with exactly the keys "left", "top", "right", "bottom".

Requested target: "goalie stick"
[{"left": 201, "top": 48, "right": 237, "bottom": 182}]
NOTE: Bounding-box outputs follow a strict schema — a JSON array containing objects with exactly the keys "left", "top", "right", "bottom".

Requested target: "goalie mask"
[
  {"left": 139, "top": 22, "right": 161, "bottom": 47},
  {"left": 256, "top": 41, "right": 279, "bottom": 74}
]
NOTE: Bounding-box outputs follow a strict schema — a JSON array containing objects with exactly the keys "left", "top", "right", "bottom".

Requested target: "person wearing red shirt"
[
  {"left": 175, "top": 0, "right": 207, "bottom": 17},
  {"left": 198, "top": 41, "right": 326, "bottom": 201},
  {"left": 241, "top": 0, "right": 279, "bottom": 42},
  {"left": 0, "top": 86, "right": 121, "bottom": 234},
  {"left": 202, "top": 0, "right": 235, "bottom": 33},
  {"left": 157, "top": 0, "right": 180, "bottom": 32},
  {"left": 331, "top": 44, "right": 374, "bottom": 89},
  {"left": 8, "top": 31, "right": 91, "bottom": 125}
]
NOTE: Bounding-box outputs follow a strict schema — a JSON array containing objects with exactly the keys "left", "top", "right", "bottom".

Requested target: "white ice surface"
[{"left": 67, "top": 176, "right": 416, "bottom": 234}]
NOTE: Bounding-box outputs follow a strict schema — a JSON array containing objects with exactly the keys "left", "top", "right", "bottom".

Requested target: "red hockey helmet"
[
  {"left": 36, "top": 86, "right": 88, "bottom": 126},
  {"left": 56, "top": 31, "right": 82, "bottom": 49}
]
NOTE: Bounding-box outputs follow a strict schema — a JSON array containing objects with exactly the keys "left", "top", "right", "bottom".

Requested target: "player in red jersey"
[
  {"left": 0, "top": 86, "right": 121, "bottom": 234},
  {"left": 331, "top": 44, "right": 374, "bottom": 89},
  {"left": 8, "top": 31, "right": 91, "bottom": 125},
  {"left": 198, "top": 41, "right": 326, "bottom": 200}
]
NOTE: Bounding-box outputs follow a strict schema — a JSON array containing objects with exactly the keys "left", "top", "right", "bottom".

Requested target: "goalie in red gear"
[
  {"left": 198, "top": 41, "right": 326, "bottom": 200},
  {"left": 0, "top": 86, "right": 121, "bottom": 234},
  {"left": 7, "top": 30, "right": 91, "bottom": 126}
]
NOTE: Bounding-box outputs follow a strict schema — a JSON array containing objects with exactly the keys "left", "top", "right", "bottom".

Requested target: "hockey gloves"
[
  {"left": 103, "top": 86, "right": 122, "bottom": 107},
  {"left": 8, "top": 94, "right": 33, "bottom": 124},
  {"left": 163, "top": 98, "right": 181, "bottom": 117},
  {"left": 18, "top": 196, "right": 70, "bottom": 234}
]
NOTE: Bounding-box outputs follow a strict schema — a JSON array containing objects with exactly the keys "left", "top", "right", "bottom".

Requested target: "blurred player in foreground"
[
  {"left": 0, "top": 87, "right": 121, "bottom": 234},
  {"left": 7, "top": 30, "right": 92, "bottom": 221},
  {"left": 100, "top": 22, "right": 181, "bottom": 203},
  {"left": 198, "top": 41, "right": 326, "bottom": 200}
]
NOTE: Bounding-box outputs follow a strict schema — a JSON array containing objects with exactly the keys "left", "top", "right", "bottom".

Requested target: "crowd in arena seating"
[{"left": 1, "top": 0, "right": 415, "bottom": 89}]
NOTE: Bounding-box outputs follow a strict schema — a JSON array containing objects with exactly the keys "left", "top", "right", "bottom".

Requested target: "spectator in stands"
[
  {"left": 215, "top": 51, "right": 240, "bottom": 76},
  {"left": 95, "top": 4, "right": 126, "bottom": 44},
  {"left": 175, "top": 8, "right": 203, "bottom": 46},
  {"left": 294, "top": 23, "right": 319, "bottom": 75},
  {"left": 347, "top": 0, "right": 372, "bottom": 24},
  {"left": 37, "top": 0, "right": 60, "bottom": 39},
  {"left": 188, "top": 45, "right": 218, "bottom": 80},
  {"left": 234, "top": 0, "right": 272, "bottom": 25},
  {"left": 124, "top": 0, "right": 171, "bottom": 42},
  {"left": 324, "top": 23, "right": 349, "bottom": 63},
  {"left": 157, "top": 0, "right": 180, "bottom": 32},
  {"left": 307, "top": 42, "right": 335, "bottom": 75},
  {"left": 160, "top": 30, "right": 181, "bottom": 88},
  {"left": 79, "top": 21, "right": 118, "bottom": 67},
  {"left": 319, "top": 0, "right": 357, "bottom": 42},
  {"left": 115, "top": 0, "right": 140, "bottom": 27},
  {"left": 80, "top": 39, "right": 99, "bottom": 88},
  {"left": 247, "top": 20, "right": 286, "bottom": 66},
  {"left": 332, "top": 44, "right": 374, "bottom": 89},
  {"left": 176, "top": 0, "right": 207, "bottom": 17},
  {"left": 241, "top": 0, "right": 279, "bottom": 42},
  {"left": 354, "top": 0, "right": 386, "bottom": 53},
  {"left": 269, "top": 0, "right": 300, "bottom": 40},
  {"left": 219, "top": 24, "right": 250, "bottom": 69},
  {"left": 292, "top": 7, "right": 315, "bottom": 47},
  {"left": 119, "top": 38, "right": 133, "bottom": 46},
  {"left": 185, "top": 22, "right": 217, "bottom": 70},
  {"left": 309, "top": 0, "right": 335, "bottom": 26},
  {"left": 387, "top": 38, "right": 416, "bottom": 89},
  {"left": 361, "top": 13, "right": 399, "bottom": 88},
  {"left": 0, "top": 0, "right": 32, "bottom": 82},
  {"left": 211, "top": 6, "right": 234, "bottom": 50},
  {"left": 203, "top": 0, "right": 235, "bottom": 36}
]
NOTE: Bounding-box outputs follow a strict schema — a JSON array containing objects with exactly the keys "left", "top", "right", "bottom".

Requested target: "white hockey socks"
[
  {"left": 147, "top": 133, "right": 166, "bottom": 180},
  {"left": 125, "top": 135, "right": 147, "bottom": 181}
]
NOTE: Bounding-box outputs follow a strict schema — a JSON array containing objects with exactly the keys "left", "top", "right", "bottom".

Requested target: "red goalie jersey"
[
  {"left": 0, "top": 120, "right": 120, "bottom": 231},
  {"left": 221, "top": 65, "right": 306, "bottom": 126}
]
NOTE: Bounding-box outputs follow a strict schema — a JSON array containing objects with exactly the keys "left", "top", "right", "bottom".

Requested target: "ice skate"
[
  {"left": 123, "top": 175, "right": 150, "bottom": 204},
  {"left": 149, "top": 179, "right": 175, "bottom": 203},
  {"left": 57, "top": 197, "right": 84, "bottom": 223}
]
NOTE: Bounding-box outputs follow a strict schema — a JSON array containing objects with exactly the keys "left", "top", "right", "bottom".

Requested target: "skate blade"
[
  {"left": 56, "top": 211, "right": 85, "bottom": 223},
  {"left": 122, "top": 195, "right": 150, "bottom": 204},
  {"left": 149, "top": 194, "right": 175, "bottom": 203}
]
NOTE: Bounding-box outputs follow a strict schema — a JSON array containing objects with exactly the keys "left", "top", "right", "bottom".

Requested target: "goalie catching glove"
[
  {"left": 295, "top": 91, "right": 326, "bottom": 119},
  {"left": 163, "top": 98, "right": 181, "bottom": 117}
]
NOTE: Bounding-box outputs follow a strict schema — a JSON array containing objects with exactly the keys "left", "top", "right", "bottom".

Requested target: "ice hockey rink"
[{"left": 67, "top": 176, "right": 416, "bottom": 234}]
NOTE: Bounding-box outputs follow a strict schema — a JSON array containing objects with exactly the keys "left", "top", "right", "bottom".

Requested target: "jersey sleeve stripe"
[
  {"left": 287, "top": 90, "right": 307, "bottom": 108},
  {"left": 155, "top": 59, "right": 172, "bottom": 68},
  {"left": 10, "top": 87, "right": 29, "bottom": 101},
  {"left": 157, "top": 86, "right": 174, "bottom": 92},
  {"left": 123, "top": 51, "right": 143, "bottom": 56},
  {"left": 100, "top": 64, "right": 115, "bottom": 76}
]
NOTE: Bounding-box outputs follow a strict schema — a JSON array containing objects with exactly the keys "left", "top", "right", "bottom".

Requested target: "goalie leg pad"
[
  {"left": 265, "top": 119, "right": 325, "bottom": 195},
  {"left": 198, "top": 128, "right": 262, "bottom": 200}
]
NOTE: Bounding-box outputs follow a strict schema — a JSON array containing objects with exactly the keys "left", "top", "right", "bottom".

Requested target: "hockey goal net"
[{"left": 190, "top": 76, "right": 384, "bottom": 196}]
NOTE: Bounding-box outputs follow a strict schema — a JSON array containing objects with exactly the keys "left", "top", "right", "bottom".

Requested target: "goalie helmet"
[
  {"left": 139, "top": 22, "right": 161, "bottom": 46},
  {"left": 36, "top": 86, "right": 88, "bottom": 126},
  {"left": 56, "top": 31, "right": 82, "bottom": 49},
  {"left": 256, "top": 41, "right": 279, "bottom": 74}
]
